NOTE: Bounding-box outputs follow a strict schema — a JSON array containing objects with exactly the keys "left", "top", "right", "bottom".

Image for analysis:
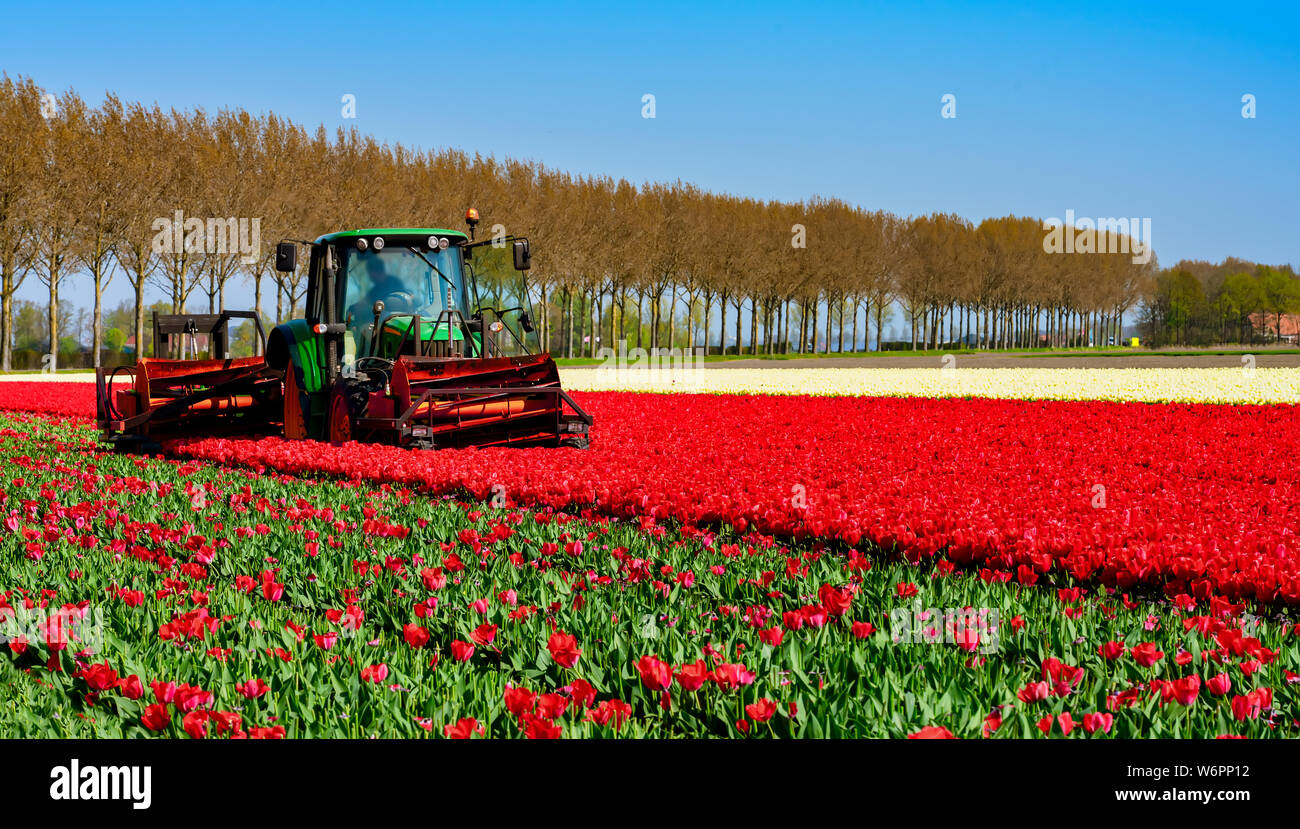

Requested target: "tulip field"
[{"left": 1, "top": 375, "right": 1298, "bottom": 738}]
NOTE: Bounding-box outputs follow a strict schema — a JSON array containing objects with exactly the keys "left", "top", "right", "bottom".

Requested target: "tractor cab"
[{"left": 298, "top": 224, "right": 539, "bottom": 367}]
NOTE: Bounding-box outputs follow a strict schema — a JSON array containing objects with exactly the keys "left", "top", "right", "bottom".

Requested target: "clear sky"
[{"left": 2, "top": 0, "right": 1297, "bottom": 316}]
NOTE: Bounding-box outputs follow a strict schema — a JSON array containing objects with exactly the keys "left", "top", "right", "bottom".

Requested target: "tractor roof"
[{"left": 315, "top": 228, "right": 470, "bottom": 243}]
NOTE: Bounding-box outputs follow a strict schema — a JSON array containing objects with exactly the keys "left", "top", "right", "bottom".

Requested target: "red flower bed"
[
  {"left": 0, "top": 382, "right": 95, "bottom": 417},
  {"left": 7, "top": 383, "right": 1300, "bottom": 606},
  {"left": 172, "top": 393, "right": 1300, "bottom": 606}
]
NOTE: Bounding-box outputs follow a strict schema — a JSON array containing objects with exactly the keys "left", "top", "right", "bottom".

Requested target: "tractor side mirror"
[
  {"left": 275, "top": 242, "right": 297, "bottom": 273},
  {"left": 518, "top": 312, "right": 535, "bottom": 334},
  {"left": 512, "top": 239, "right": 531, "bottom": 271}
]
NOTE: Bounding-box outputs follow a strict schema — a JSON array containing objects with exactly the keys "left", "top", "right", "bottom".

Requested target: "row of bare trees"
[{"left": 2, "top": 76, "right": 1164, "bottom": 367}]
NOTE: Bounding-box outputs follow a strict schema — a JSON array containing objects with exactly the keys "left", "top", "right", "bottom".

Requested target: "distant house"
[{"left": 1248, "top": 312, "right": 1300, "bottom": 343}]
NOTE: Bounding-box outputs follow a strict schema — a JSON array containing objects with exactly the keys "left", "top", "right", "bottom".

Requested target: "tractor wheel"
[
  {"left": 283, "top": 368, "right": 307, "bottom": 439},
  {"left": 327, "top": 378, "right": 376, "bottom": 444},
  {"left": 559, "top": 436, "right": 589, "bottom": 450},
  {"left": 327, "top": 390, "right": 353, "bottom": 443}
]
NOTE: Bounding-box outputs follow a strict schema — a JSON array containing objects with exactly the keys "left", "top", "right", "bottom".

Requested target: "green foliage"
[
  {"left": 1144, "top": 263, "right": 1300, "bottom": 346},
  {"left": 103, "top": 327, "right": 126, "bottom": 353}
]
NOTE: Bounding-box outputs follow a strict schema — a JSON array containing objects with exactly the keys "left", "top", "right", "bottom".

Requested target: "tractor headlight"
[
  {"left": 356, "top": 238, "right": 368, "bottom": 251},
  {"left": 427, "top": 235, "right": 439, "bottom": 250},
  {"left": 372, "top": 236, "right": 385, "bottom": 250},
  {"left": 438, "top": 237, "right": 449, "bottom": 250}
]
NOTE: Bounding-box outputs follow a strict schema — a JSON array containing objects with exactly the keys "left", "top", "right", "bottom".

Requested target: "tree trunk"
[
  {"left": 719, "top": 293, "right": 728, "bottom": 355},
  {"left": 1, "top": 282, "right": 12, "bottom": 372},
  {"left": 666, "top": 285, "right": 675, "bottom": 350},
  {"left": 733, "top": 298, "right": 742, "bottom": 356},
  {"left": 134, "top": 275, "right": 146, "bottom": 362},
  {"left": 92, "top": 268, "right": 104, "bottom": 369},
  {"left": 702, "top": 293, "right": 712, "bottom": 356},
  {"left": 253, "top": 273, "right": 263, "bottom": 356},
  {"left": 48, "top": 271, "right": 59, "bottom": 372},
  {"left": 566, "top": 288, "right": 575, "bottom": 359},
  {"left": 588, "top": 289, "right": 597, "bottom": 357}
]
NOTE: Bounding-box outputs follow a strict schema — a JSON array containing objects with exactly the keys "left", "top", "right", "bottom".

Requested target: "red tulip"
[
  {"left": 1170, "top": 674, "right": 1201, "bottom": 706},
  {"left": 908, "top": 725, "right": 954, "bottom": 739},
  {"left": 759, "top": 626, "right": 784, "bottom": 646},
  {"left": 141, "top": 703, "right": 171, "bottom": 732},
  {"left": 403, "top": 623, "right": 430, "bottom": 648},
  {"left": 522, "top": 713, "right": 562, "bottom": 739},
  {"left": 745, "top": 698, "right": 778, "bottom": 723},
  {"left": 1056, "top": 712, "right": 1076, "bottom": 736},
  {"left": 236, "top": 679, "right": 269, "bottom": 699},
  {"left": 585, "top": 698, "right": 633, "bottom": 731},
  {"left": 537, "top": 693, "right": 569, "bottom": 719},
  {"left": 547, "top": 630, "right": 581, "bottom": 668},
  {"left": 79, "top": 661, "right": 118, "bottom": 692},
  {"left": 1131, "top": 642, "right": 1164, "bottom": 667},
  {"left": 1082, "top": 712, "right": 1113, "bottom": 735},
  {"left": 567, "top": 678, "right": 597, "bottom": 708},
  {"left": 503, "top": 686, "right": 537, "bottom": 718},
  {"left": 1230, "top": 694, "right": 1260, "bottom": 721},
  {"left": 818, "top": 584, "right": 853, "bottom": 616},
  {"left": 675, "top": 660, "right": 710, "bottom": 692},
  {"left": 982, "top": 710, "right": 1002, "bottom": 737},
  {"left": 173, "top": 684, "right": 213, "bottom": 712},
  {"left": 711, "top": 662, "right": 756, "bottom": 689},
  {"left": 1098, "top": 641, "right": 1125, "bottom": 660},
  {"left": 1206, "top": 672, "right": 1232, "bottom": 696},
  {"left": 851, "top": 621, "right": 876, "bottom": 638},
  {"left": 444, "top": 717, "right": 484, "bottom": 739},
  {"left": 1018, "top": 681, "right": 1049, "bottom": 703},
  {"left": 636, "top": 655, "right": 673, "bottom": 691},
  {"left": 183, "top": 710, "right": 209, "bottom": 739},
  {"left": 119, "top": 674, "right": 143, "bottom": 700}
]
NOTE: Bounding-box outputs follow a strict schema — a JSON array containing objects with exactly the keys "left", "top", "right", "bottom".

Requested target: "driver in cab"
[
  {"left": 364, "top": 254, "right": 409, "bottom": 311},
  {"left": 345, "top": 254, "right": 413, "bottom": 357}
]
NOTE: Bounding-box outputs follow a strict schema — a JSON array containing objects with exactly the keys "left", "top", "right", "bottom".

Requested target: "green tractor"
[{"left": 96, "top": 210, "right": 592, "bottom": 451}]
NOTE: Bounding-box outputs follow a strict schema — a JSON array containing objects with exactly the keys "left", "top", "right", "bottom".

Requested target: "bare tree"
[{"left": 0, "top": 75, "right": 44, "bottom": 371}]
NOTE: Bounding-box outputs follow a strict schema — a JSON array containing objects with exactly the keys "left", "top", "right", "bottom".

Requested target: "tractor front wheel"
[
  {"left": 327, "top": 390, "right": 353, "bottom": 443},
  {"left": 283, "top": 369, "right": 307, "bottom": 439}
]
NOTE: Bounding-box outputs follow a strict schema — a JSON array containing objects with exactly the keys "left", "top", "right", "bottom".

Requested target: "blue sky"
[{"left": 2, "top": 0, "right": 1297, "bottom": 316}]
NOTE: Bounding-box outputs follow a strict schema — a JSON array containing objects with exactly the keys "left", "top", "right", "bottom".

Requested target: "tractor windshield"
[{"left": 338, "top": 245, "right": 469, "bottom": 356}]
